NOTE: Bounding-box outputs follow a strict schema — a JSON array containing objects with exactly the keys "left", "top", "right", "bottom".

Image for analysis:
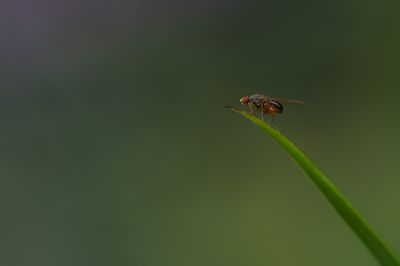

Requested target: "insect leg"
[
  {"left": 248, "top": 109, "right": 258, "bottom": 115},
  {"left": 272, "top": 114, "right": 280, "bottom": 133},
  {"left": 260, "top": 100, "right": 266, "bottom": 122},
  {"left": 265, "top": 113, "right": 271, "bottom": 126},
  {"left": 247, "top": 105, "right": 258, "bottom": 115}
]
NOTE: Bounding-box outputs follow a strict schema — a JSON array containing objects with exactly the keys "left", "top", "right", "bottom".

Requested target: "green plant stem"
[{"left": 226, "top": 106, "right": 400, "bottom": 266}]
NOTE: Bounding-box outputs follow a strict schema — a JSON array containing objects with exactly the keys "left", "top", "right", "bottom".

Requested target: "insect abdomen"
[{"left": 269, "top": 100, "right": 283, "bottom": 113}]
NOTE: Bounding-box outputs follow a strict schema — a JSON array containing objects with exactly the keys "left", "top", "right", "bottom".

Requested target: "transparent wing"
[
  {"left": 253, "top": 94, "right": 306, "bottom": 105},
  {"left": 266, "top": 97, "right": 306, "bottom": 105}
]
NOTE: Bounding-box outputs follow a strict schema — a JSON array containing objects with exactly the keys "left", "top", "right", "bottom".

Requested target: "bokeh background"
[{"left": 1, "top": 1, "right": 400, "bottom": 265}]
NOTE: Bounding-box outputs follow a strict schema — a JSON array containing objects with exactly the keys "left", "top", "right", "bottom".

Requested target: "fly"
[{"left": 239, "top": 94, "right": 305, "bottom": 132}]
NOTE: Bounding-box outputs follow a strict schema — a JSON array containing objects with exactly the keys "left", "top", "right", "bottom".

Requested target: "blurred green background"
[{"left": 1, "top": 1, "right": 400, "bottom": 265}]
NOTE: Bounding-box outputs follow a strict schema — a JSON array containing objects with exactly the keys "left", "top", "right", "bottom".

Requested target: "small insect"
[{"left": 239, "top": 94, "right": 305, "bottom": 132}]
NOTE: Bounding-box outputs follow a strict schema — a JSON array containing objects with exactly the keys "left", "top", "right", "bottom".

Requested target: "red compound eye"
[{"left": 240, "top": 97, "right": 249, "bottom": 104}]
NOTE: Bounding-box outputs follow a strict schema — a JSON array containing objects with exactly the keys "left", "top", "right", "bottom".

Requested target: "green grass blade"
[{"left": 226, "top": 106, "right": 400, "bottom": 266}]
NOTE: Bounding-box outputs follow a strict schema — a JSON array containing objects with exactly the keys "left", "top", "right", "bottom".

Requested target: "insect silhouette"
[{"left": 239, "top": 94, "right": 305, "bottom": 132}]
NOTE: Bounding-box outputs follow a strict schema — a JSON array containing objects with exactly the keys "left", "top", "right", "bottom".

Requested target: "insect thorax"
[{"left": 248, "top": 95, "right": 264, "bottom": 109}]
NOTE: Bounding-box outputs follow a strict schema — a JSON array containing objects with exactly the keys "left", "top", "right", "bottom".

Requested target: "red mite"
[{"left": 239, "top": 94, "right": 305, "bottom": 132}]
